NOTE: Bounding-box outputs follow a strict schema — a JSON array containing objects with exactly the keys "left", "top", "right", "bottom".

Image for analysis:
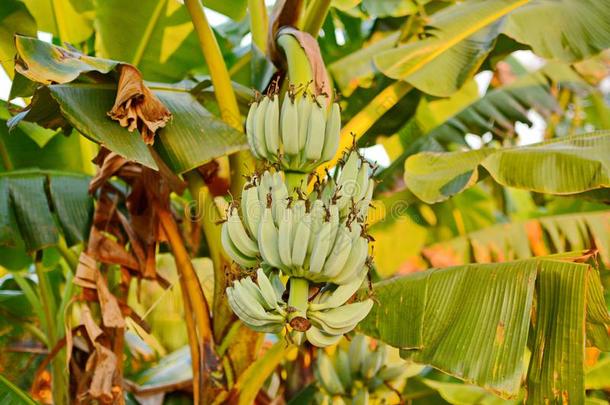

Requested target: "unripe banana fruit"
[
  {"left": 245, "top": 89, "right": 341, "bottom": 172},
  {"left": 314, "top": 335, "right": 407, "bottom": 404},
  {"left": 226, "top": 269, "right": 372, "bottom": 347}
]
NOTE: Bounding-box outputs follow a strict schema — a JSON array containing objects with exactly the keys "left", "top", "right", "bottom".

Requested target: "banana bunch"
[
  {"left": 222, "top": 169, "right": 372, "bottom": 285},
  {"left": 226, "top": 270, "right": 373, "bottom": 347},
  {"left": 314, "top": 335, "right": 406, "bottom": 404},
  {"left": 246, "top": 89, "right": 341, "bottom": 172},
  {"left": 225, "top": 268, "right": 287, "bottom": 333},
  {"left": 315, "top": 149, "right": 375, "bottom": 220}
]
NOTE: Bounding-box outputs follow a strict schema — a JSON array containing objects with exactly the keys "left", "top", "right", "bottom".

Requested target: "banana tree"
[{"left": 0, "top": 0, "right": 609, "bottom": 404}]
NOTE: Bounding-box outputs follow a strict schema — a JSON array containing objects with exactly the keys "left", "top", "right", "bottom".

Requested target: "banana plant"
[{"left": 0, "top": 0, "right": 608, "bottom": 404}]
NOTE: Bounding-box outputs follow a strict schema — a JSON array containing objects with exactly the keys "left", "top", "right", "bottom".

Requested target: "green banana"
[
  {"left": 304, "top": 96, "right": 327, "bottom": 161},
  {"left": 221, "top": 223, "right": 258, "bottom": 268},
  {"left": 316, "top": 350, "right": 345, "bottom": 395},
  {"left": 281, "top": 95, "right": 299, "bottom": 155},
  {"left": 321, "top": 227, "right": 352, "bottom": 279},
  {"left": 309, "top": 220, "right": 333, "bottom": 274},
  {"left": 308, "top": 278, "right": 362, "bottom": 312},
  {"left": 241, "top": 185, "right": 262, "bottom": 236},
  {"left": 291, "top": 213, "right": 312, "bottom": 268},
  {"left": 256, "top": 268, "right": 279, "bottom": 310},
  {"left": 245, "top": 99, "right": 258, "bottom": 154},
  {"left": 309, "top": 300, "right": 373, "bottom": 335},
  {"left": 226, "top": 206, "right": 259, "bottom": 257},
  {"left": 321, "top": 101, "right": 341, "bottom": 162},
  {"left": 252, "top": 95, "right": 269, "bottom": 158},
  {"left": 297, "top": 94, "right": 312, "bottom": 152},
  {"left": 348, "top": 335, "right": 368, "bottom": 374},
  {"left": 265, "top": 94, "right": 280, "bottom": 158},
  {"left": 258, "top": 206, "right": 284, "bottom": 269},
  {"left": 278, "top": 207, "right": 294, "bottom": 268}
]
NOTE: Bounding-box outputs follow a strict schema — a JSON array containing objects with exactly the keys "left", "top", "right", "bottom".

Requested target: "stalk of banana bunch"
[
  {"left": 246, "top": 85, "right": 341, "bottom": 172},
  {"left": 314, "top": 335, "right": 406, "bottom": 404}
]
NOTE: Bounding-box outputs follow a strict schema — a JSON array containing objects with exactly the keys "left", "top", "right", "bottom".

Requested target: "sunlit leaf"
[{"left": 405, "top": 132, "right": 610, "bottom": 204}]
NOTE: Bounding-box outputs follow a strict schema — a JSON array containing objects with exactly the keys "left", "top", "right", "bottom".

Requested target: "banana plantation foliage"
[{"left": 1, "top": 0, "right": 610, "bottom": 404}]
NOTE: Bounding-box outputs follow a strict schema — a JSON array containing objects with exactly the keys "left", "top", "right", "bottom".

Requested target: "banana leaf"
[
  {"left": 422, "top": 210, "right": 610, "bottom": 267},
  {"left": 0, "top": 169, "right": 92, "bottom": 253},
  {"left": 0, "top": 0, "right": 36, "bottom": 77},
  {"left": 0, "top": 373, "right": 37, "bottom": 405},
  {"left": 404, "top": 131, "right": 610, "bottom": 204},
  {"left": 375, "top": 0, "right": 610, "bottom": 96},
  {"left": 10, "top": 36, "right": 248, "bottom": 173},
  {"left": 358, "top": 253, "right": 610, "bottom": 403}
]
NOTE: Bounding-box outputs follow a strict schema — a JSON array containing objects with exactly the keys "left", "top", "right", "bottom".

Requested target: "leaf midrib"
[
  {"left": 131, "top": 0, "right": 167, "bottom": 67},
  {"left": 382, "top": 0, "right": 531, "bottom": 77}
]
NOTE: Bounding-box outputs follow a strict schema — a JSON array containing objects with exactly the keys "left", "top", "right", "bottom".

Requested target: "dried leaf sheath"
[{"left": 107, "top": 65, "right": 171, "bottom": 145}]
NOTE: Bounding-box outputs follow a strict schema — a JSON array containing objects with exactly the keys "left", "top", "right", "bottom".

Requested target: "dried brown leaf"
[
  {"left": 107, "top": 65, "right": 171, "bottom": 145},
  {"left": 88, "top": 227, "right": 140, "bottom": 270},
  {"left": 88, "top": 344, "right": 118, "bottom": 402},
  {"left": 94, "top": 269, "right": 126, "bottom": 328}
]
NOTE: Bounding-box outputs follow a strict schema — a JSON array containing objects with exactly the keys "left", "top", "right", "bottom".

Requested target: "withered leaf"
[
  {"left": 75, "top": 252, "right": 98, "bottom": 289},
  {"left": 94, "top": 268, "right": 126, "bottom": 328},
  {"left": 88, "top": 227, "right": 140, "bottom": 270},
  {"left": 108, "top": 64, "right": 171, "bottom": 145},
  {"left": 88, "top": 344, "right": 118, "bottom": 401}
]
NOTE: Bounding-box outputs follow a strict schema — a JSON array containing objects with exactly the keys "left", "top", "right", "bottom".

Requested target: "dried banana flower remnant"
[{"left": 108, "top": 64, "right": 171, "bottom": 145}]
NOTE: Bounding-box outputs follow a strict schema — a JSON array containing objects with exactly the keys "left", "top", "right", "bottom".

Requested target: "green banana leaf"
[
  {"left": 0, "top": 0, "right": 36, "bottom": 77},
  {"left": 11, "top": 36, "right": 248, "bottom": 173},
  {"left": 358, "top": 253, "right": 610, "bottom": 403},
  {"left": 94, "top": 0, "right": 235, "bottom": 82},
  {"left": 375, "top": 0, "right": 610, "bottom": 96},
  {"left": 374, "top": 0, "right": 527, "bottom": 96},
  {"left": 0, "top": 373, "right": 37, "bottom": 405},
  {"left": 21, "top": 0, "right": 93, "bottom": 44},
  {"left": 0, "top": 169, "right": 92, "bottom": 253},
  {"left": 503, "top": 0, "right": 610, "bottom": 63},
  {"left": 404, "top": 131, "right": 610, "bottom": 204},
  {"left": 422, "top": 210, "right": 610, "bottom": 268}
]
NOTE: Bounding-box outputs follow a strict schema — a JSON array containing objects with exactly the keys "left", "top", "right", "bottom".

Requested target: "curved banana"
[
  {"left": 241, "top": 185, "right": 262, "bottom": 237},
  {"left": 291, "top": 213, "right": 312, "bottom": 268},
  {"left": 278, "top": 207, "right": 294, "bottom": 268},
  {"left": 309, "top": 300, "right": 373, "bottom": 335},
  {"left": 309, "top": 220, "right": 333, "bottom": 274},
  {"left": 245, "top": 100, "right": 258, "bottom": 154},
  {"left": 304, "top": 96, "right": 326, "bottom": 161},
  {"left": 252, "top": 95, "right": 269, "bottom": 159},
  {"left": 221, "top": 223, "right": 258, "bottom": 268},
  {"left": 348, "top": 334, "right": 368, "bottom": 374},
  {"left": 226, "top": 206, "right": 259, "bottom": 257},
  {"left": 316, "top": 350, "right": 345, "bottom": 395},
  {"left": 321, "top": 101, "right": 341, "bottom": 162},
  {"left": 297, "top": 94, "right": 312, "bottom": 152},
  {"left": 281, "top": 95, "right": 299, "bottom": 155},
  {"left": 256, "top": 268, "right": 279, "bottom": 310},
  {"left": 258, "top": 206, "right": 283, "bottom": 269},
  {"left": 308, "top": 278, "right": 363, "bottom": 312},
  {"left": 265, "top": 94, "right": 280, "bottom": 158}
]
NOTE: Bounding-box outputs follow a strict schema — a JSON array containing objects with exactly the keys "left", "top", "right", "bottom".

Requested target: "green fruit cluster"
[
  {"left": 314, "top": 335, "right": 405, "bottom": 404},
  {"left": 223, "top": 88, "right": 376, "bottom": 347},
  {"left": 246, "top": 90, "right": 341, "bottom": 172}
]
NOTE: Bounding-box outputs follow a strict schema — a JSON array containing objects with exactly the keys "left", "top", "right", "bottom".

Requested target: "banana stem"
[
  {"left": 183, "top": 0, "right": 254, "bottom": 196},
  {"left": 248, "top": 0, "right": 268, "bottom": 52},
  {"left": 277, "top": 34, "right": 314, "bottom": 93},
  {"left": 287, "top": 277, "right": 310, "bottom": 331},
  {"left": 284, "top": 171, "right": 308, "bottom": 193},
  {"left": 302, "top": 0, "right": 331, "bottom": 36}
]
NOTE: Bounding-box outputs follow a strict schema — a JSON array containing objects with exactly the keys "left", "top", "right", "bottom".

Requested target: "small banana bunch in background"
[
  {"left": 246, "top": 86, "right": 341, "bottom": 172},
  {"left": 222, "top": 83, "right": 377, "bottom": 347},
  {"left": 314, "top": 335, "right": 406, "bottom": 404}
]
